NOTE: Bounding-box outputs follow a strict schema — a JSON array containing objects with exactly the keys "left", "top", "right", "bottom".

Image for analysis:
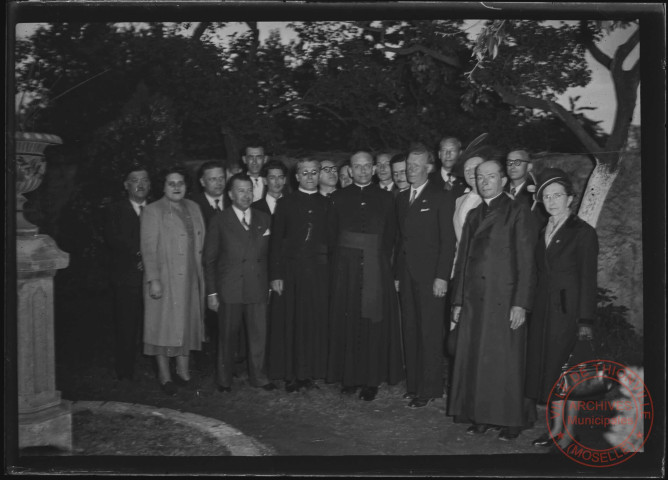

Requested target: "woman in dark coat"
[{"left": 524, "top": 168, "right": 598, "bottom": 448}]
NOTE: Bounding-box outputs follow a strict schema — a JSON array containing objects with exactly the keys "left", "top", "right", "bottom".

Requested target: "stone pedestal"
[
  {"left": 17, "top": 233, "right": 72, "bottom": 451},
  {"left": 15, "top": 132, "right": 72, "bottom": 452}
]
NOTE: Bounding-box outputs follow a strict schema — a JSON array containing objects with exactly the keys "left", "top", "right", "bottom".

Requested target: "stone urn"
[{"left": 15, "top": 131, "right": 72, "bottom": 451}]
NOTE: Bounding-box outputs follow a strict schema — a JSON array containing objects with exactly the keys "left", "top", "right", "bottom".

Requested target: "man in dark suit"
[
  {"left": 203, "top": 174, "right": 277, "bottom": 392},
  {"left": 390, "top": 152, "right": 409, "bottom": 196},
  {"left": 242, "top": 145, "right": 268, "bottom": 202},
  {"left": 448, "top": 159, "right": 538, "bottom": 441},
  {"left": 375, "top": 151, "right": 396, "bottom": 193},
  {"left": 104, "top": 163, "right": 151, "bottom": 381},
  {"left": 318, "top": 159, "right": 338, "bottom": 197},
  {"left": 428, "top": 137, "right": 467, "bottom": 198},
  {"left": 504, "top": 148, "right": 547, "bottom": 229},
  {"left": 395, "top": 146, "right": 457, "bottom": 408},
  {"left": 191, "top": 161, "right": 228, "bottom": 225},
  {"left": 251, "top": 159, "right": 288, "bottom": 216}
]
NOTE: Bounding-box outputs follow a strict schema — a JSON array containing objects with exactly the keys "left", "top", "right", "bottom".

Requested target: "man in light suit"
[
  {"left": 203, "top": 174, "right": 277, "bottom": 392},
  {"left": 104, "top": 163, "right": 151, "bottom": 381},
  {"left": 395, "top": 146, "right": 457, "bottom": 408}
]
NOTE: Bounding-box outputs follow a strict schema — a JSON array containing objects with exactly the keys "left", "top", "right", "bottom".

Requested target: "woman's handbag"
[{"left": 556, "top": 339, "right": 615, "bottom": 400}]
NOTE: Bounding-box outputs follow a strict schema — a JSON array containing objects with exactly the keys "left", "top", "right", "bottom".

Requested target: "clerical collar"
[
  {"left": 354, "top": 182, "right": 372, "bottom": 189},
  {"left": 483, "top": 192, "right": 504, "bottom": 205},
  {"left": 299, "top": 187, "right": 318, "bottom": 195},
  {"left": 204, "top": 192, "right": 224, "bottom": 207}
]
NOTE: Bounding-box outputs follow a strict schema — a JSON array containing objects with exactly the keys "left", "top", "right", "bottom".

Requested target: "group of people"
[{"left": 104, "top": 137, "right": 598, "bottom": 449}]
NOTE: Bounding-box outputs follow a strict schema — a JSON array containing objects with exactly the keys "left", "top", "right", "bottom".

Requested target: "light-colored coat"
[{"left": 141, "top": 196, "right": 205, "bottom": 347}]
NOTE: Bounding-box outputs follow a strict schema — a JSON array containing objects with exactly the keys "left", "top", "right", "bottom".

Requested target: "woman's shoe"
[
  {"left": 160, "top": 381, "right": 177, "bottom": 396},
  {"left": 532, "top": 433, "right": 555, "bottom": 447}
]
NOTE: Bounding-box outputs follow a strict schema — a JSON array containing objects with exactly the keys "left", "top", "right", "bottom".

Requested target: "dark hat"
[{"left": 536, "top": 168, "right": 573, "bottom": 202}]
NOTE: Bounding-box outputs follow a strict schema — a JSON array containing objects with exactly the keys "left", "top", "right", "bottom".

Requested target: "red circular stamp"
[{"left": 545, "top": 360, "right": 653, "bottom": 468}]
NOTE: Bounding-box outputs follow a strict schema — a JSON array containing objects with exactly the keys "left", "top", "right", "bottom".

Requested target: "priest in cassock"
[
  {"left": 266, "top": 158, "right": 330, "bottom": 392},
  {"left": 326, "top": 151, "right": 404, "bottom": 402},
  {"left": 447, "top": 158, "right": 538, "bottom": 441}
]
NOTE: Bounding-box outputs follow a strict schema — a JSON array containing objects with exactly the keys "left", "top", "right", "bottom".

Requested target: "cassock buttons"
[{"left": 361, "top": 202, "right": 366, "bottom": 206}]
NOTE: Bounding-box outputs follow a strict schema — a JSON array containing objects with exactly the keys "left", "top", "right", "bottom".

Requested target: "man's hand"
[
  {"left": 433, "top": 278, "right": 447, "bottom": 298},
  {"left": 207, "top": 294, "right": 219, "bottom": 312},
  {"left": 577, "top": 325, "right": 593, "bottom": 340},
  {"left": 509, "top": 306, "right": 526, "bottom": 330},
  {"left": 451, "top": 305, "right": 462, "bottom": 326},
  {"left": 270, "top": 279, "right": 284, "bottom": 296},
  {"left": 394, "top": 280, "right": 400, "bottom": 292},
  {"left": 148, "top": 280, "right": 162, "bottom": 299}
]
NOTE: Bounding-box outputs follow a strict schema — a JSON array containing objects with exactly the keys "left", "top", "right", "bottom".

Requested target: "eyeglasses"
[
  {"left": 321, "top": 166, "right": 338, "bottom": 174},
  {"left": 542, "top": 192, "right": 567, "bottom": 201},
  {"left": 300, "top": 170, "right": 320, "bottom": 177},
  {"left": 506, "top": 160, "right": 530, "bottom": 167}
]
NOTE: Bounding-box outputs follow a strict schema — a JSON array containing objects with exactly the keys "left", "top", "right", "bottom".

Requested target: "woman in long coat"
[
  {"left": 141, "top": 165, "right": 205, "bottom": 395},
  {"left": 524, "top": 168, "right": 598, "bottom": 448}
]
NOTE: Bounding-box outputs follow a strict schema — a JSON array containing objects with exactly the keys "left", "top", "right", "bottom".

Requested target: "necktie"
[
  {"left": 242, "top": 211, "right": 250, "bottom": 230},
  {"left": 445, "top": 174, "right": 453, "bottom": 190},
  {"left": 138, "top": 204, "right": 144, "bottom": 216},
  {"left": 409, "top": 189, "right": 417, "bottom": 205},
  {"left": 510, "top": 187, "right": 517, "bottom": 198},
  {"left": 214, "top": 198, "right": 221, "bottom": 211}
]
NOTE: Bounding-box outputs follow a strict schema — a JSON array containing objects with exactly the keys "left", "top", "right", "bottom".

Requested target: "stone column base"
[{"left": 19, "top": 400, "right": 72, "bottom": 452}]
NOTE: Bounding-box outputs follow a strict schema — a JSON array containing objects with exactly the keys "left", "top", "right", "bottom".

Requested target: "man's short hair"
[
  {"left": 296, "top": 157, "right": 321, "bottom": 171},
  {"left": 261, "top": 159, "right": 288, "bottom": 176},
  {"left": 123, "top": 163, "right": 149, "bottom": 182},
  {"left": 244, "top": 145, "right": 265, "bottom": 155},
  {"left": 227, "top": 172, "right": 252, "bottom": 190},
  {"left": 507, "top": 147, "right": 532, "bottom": 162},
  {"left": 407, "top": 145, "right": 435, "bottom": 165},
  {"left": 439, "top": 136, "right": 462, "bottom": 149},
  {"left": 374, "top": 151, "right": 396, "bottom": 164},
  {"left": 390, "top": 152, "right": 407, "bottom": 166},
  {"left": 480, "top": 159, "right": 508, "bottom": 179},
  {"left": 198, "top": 161, "right": 225, "bottom": 180}
]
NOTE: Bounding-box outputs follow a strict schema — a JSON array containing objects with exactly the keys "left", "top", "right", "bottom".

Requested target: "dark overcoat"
[
  {"left": 525, "top": 214, "right": 599, "bottom": 402},
  {"left": 448, "top": 193, "right": 537, "bottom": 428}
]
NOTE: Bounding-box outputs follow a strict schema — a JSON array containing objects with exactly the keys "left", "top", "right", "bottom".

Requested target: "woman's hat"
[{"left": 536, "top": 167, "right": 573, "bottom": 202}]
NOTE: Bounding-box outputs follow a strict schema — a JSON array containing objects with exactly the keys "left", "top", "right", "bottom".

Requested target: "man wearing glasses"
[
  {"left": 242, "top": 145, "right": 269, "bottom": 202},
  {"left": 326, "top": 151, "right": 404, "bottom": 402},
  {"left": 267, "top": 158, "right": 331, "bottom": 392},
  {"left": 318, "top": 159, "right": 339, "bottom": 197},
  {"left": 505, "top": 148, "right": 547, "bottom": 228},
  {"left": 251, "top": 159, "right": 288, "bottom": 216}
]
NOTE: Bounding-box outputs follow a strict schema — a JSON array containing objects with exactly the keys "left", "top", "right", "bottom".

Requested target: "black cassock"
[
  {"left": 326, "top": 184, "right": 404, "bottom": 388},
  {"left": 267, "top": 190, "right": 330, "bottom": 381}
]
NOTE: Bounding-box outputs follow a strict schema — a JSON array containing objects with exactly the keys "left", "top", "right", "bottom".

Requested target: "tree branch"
[
  {"left": 382, "top": 44, "right": 461, "bottom": 69},
  {"left": 579, "top": 21, "right": 612, "bottom": 70},
  {"left": 191, "top": 22, "right": 210, "bottom": 41},
  {"left": 615, "top": 26, "right": 639, "bottom": 64},
  {"left": 494, "top": 84, "right": 605, "bottom": 161}
]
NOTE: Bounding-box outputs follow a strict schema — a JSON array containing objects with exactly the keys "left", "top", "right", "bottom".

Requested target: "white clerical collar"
[
  {"left": 204, "top": 192, "right": 224, "bottom": 208},
  {"left": 354, "top": 182, "right": 372, "bottom": 188},
  {"left": 299, "top": 187, "right": 318, "bottom": 195},
  {"left": 232, "top": 205, "right": 250, "bottom": 223},
  {"left": 410, "top": 179, "right": 429, "bottom": 199},
  {"left": 483, "top": 192, "right": 504, "bottom": 205}
]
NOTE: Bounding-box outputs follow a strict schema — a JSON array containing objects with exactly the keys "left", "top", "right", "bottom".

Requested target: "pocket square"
[
  {"left": 263, "top": 229, "right": 271, "bottom": 236},
  {"left": 420, "top": 208, "right": 430, "bottom": 212}
]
